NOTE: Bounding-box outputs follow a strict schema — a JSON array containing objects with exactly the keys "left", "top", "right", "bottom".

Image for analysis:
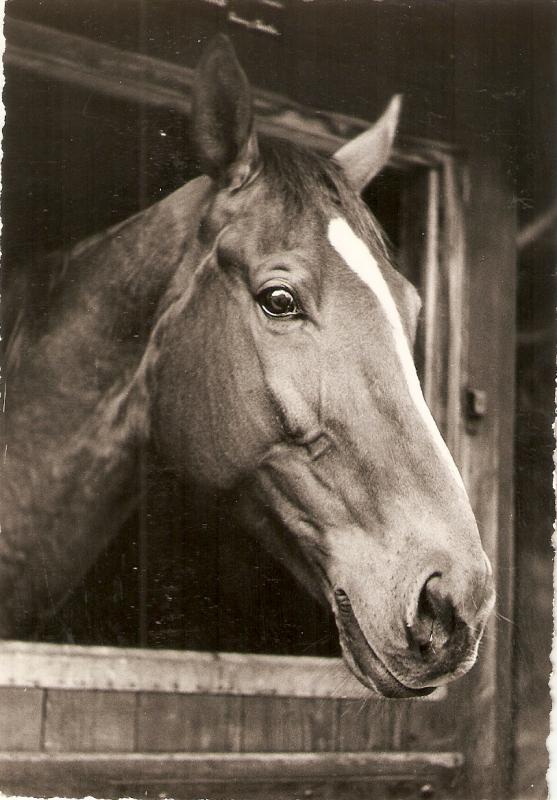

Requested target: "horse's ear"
[
  {"left": 333, "top": 95, "right": 402, "bottom": 192},
  {"left": 192, "top": 35, "right": 260, "bottom": 191}
]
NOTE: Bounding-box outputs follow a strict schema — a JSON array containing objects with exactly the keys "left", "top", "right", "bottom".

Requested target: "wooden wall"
[{"left": 0, "top": 683, "right": 464, "bottom": 799}]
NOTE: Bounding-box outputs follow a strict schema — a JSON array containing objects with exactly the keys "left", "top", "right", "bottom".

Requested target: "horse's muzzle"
[
  {"left": 405, "top": 572, "right": 487, "bottom": 657},
  {"left": 334, "top": 588, "right": 435, "bottom": 698},
  {"left": 333, "top": 563, "right": 495, "bottom": 697}
]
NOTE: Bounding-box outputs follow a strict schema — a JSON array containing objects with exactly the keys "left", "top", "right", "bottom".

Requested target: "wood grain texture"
[
  {"left": 4, "top": 17, "right": 451, "bottom": 170},
  {"left": 241, "top": 697, "right": 337, "bottom": 752},
  {"left": 44, "top": 689, "right": 136, "bottom": 752},
  {"left": 399, "top": 166, "right": 440, "bottom": 395},
  {"left": 0, "top": 751, "right": 464, "bottom": 800},
  {"left": 0, "top": 687, "right": 44, "bottom": 750},
  {"left": 117, "top": 776, "right": 462, "bottom": 800},
  {"left": 391, "top": 693, "right": 459, "bottom": 754},
  {"left": 454, "top": 152, "right": 517, "bottom": 800},
  {"left": 0, "top": 640, "right": 430, "bottom": 700},
  {"left": 137, "top": 693, "right": 242, "bottom": 752},
  {"left": 336, "top": 699, "right": 392, "bottom": 752}
]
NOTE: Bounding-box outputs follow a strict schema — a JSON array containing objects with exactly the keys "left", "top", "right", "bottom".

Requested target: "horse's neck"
[
  {"left": 0, "top": 177, "right": 212, "bottom": 632},
  {"left": 8, "top": 174, "right": 211, "bottom": 435}
]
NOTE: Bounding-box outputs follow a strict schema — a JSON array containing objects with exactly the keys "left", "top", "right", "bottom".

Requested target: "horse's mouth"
[{"left": 334, "top": 590, "right": 435, "bottom": 699}]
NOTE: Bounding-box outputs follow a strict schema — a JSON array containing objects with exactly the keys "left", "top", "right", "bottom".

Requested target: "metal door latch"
[{"left": 465, "top": 387, "right": 488, "bottom": 433}]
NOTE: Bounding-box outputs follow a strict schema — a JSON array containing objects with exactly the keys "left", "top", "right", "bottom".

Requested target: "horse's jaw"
[
  {"left": 237, "top": 492, "right": 493, "bottom": 699},
  {"left": 234, "top": 492, "right": 330, "bottom": 607},
  {"left": 236, "top": 494, "right": 439, "bottom": 697}
]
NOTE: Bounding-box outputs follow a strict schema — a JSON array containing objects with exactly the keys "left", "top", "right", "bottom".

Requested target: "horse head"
[{"left": 153, "top": 36, "right": 495, "bottom": 697}]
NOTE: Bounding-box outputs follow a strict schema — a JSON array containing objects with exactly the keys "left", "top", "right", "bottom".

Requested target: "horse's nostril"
[{"left": 408, "top": 573, "right": 457, "bottom": 655}]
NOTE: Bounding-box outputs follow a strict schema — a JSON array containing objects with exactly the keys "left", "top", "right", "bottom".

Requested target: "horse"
[{"left": 1, "top": 35, "right": 494, "bottom": 698}]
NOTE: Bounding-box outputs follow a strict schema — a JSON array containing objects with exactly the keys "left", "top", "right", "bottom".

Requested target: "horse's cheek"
[
  {"left": 152, "top": 317, "right": 277, "bottom": 489},
  {"left": 215, "top": 337, "right": 282, "bottom": 471}
]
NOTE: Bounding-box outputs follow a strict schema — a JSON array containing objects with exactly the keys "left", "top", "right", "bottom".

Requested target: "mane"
[
  {"left": 258, "top": 137, "right": 392, "bottom": 262},
  {"left": 3, "top": 214, "right": 140, "bottom": 353}
]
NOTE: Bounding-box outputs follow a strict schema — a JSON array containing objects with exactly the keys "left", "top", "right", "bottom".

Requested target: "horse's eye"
[{"left": 257, "top": 286, "right": 300, "bottom": 318}]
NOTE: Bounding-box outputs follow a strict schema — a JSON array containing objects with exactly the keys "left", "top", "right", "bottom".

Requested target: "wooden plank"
[
  {"left": 516, "top": 202, "right": 557, "bottom": 250},
  {"left": 0, "top": 757, "right": 461, "bottom": 800},
  {"left": 336, "top": 698, "right": 391, "bottom": 752},
  {"left": 399, "top": 154, "right": 467, "bottom": 455},
  {"left": 0, "top": 752, "right": 464, "bottom": 795},
  {"left": 454, "top": 154, "right": 517, "bottom": 800},
  {"left": 4, "top": 17, "right": 453, "bottom": 169},
  {"left": 44, "top": 690, "right": 136, "bottom": 752},
  {"left": 439, "top": 156, "right": 467, "bottom": 460},
  {"left": 418, "top": 170, "right": 442, "bottom": 410},
  {"left": 112, "top": 778, "right": 449, "bottom": 800},
  {"left": 388, "top": 694, "right": 459, "bottom": 754},
  {"left": 398, "top": 159, "right": 467, "bottom": 452},
  {"left": 398, "top": 166, "right": 441, "bottom": 396},
  {"left": 0, "top": 640, "right": 444, "bottom": 700},
  {"left": 0, "top": 687, "right": 44, "bottom": 751},
  {"left": 241, "top": 697, "right": 337, "bottom": 752},
  {"left": 137, "top": 693, "right": 242, "bottom": 752}
]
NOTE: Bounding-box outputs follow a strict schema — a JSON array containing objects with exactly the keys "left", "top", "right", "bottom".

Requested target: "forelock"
[{"left": 258, "top": 137, "right": 391, "bottom": 263}]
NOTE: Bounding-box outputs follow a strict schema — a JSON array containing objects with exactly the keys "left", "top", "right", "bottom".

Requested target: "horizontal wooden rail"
[
  {"left": 0, "top": 751, "right": 465, "bottom": 799},
  {"left": 5, "top": 17, "right": 455, "bottom": 169},
  {"left": 0, "top": 750, "right": 465, "bottom": 778},
  {"left": 0, "top": 640, "right": 446, "bottom": 700}
]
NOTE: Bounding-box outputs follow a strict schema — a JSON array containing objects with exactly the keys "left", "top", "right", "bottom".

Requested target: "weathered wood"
[
  {"left": 0, "top": 751, "right": 465, "bottom": 800},
  {"left": 0, "top": 640, "right": 443, "bottom": 700},
  {"left": 137, "top": 693, "right": 242, "bottom": 752},
  {"left": 0, "top": 687, "right": 44, "bottom": 751},
  {"left": 241, "top": 697, "right": 337, "bottom": 752},
  {"left": 389, "top": 693, "right": 459, "bottom": 754},
  {"left": 454, "top": 153, "right": 517, "bottom": 800},
  {"left": 516, "top": 203, "right": 557, "bottom": 251},
  {"left": 398, "top": 158, "right": 466, "bottom": 454},
  {"left": 336, "top": 698, "right": 391, "bottom": 752},
  {"left": 398, "top": 166, "right": 441, "bottom": 400},
  {"left": 440, "top": 156, "right": 467, "bottom": 461},
  {"left": 44, "top": 690, "right": 136, "bottom": 752},
  {"left": 112, "top": 779, "right": 452, "bottom": 800},
  {"left": 5, "top": 17, "right": 453, "bottom": 170}
]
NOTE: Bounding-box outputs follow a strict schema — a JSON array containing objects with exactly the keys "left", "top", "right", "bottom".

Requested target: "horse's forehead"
[
  {"left": 326, "top": 217, "right": 396, "bottom": 309},
  {"left": 227, "top": 194, "right": 322, "bottom": 259},
  {"left": 222, "top": 181, "right": 393, "bottom": 291}
]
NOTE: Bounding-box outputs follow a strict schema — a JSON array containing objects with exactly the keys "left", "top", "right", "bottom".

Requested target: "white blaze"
[{"left": 327, "top": 216, "right": 464, "bottom": 489}]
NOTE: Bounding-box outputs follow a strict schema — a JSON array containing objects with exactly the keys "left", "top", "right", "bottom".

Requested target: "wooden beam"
[
  {"left": 0, "top": 750, "right": 465, "bottom": 800},
  {"left": 0, "top": 640, "right": 447, "bottom": 701},
  {"left": 517, "top": 203, "right": 557, "bottom": 251},
  {"left": 5, "top": 17, "right": 453, "bottom": 169},
  {"left": 0, "top": 750, "right": 465, "bottom": 778}
]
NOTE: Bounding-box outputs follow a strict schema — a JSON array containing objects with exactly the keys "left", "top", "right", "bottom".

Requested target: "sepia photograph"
[{"left": 0, "top": 1, "right": 554, "bottom": 798}]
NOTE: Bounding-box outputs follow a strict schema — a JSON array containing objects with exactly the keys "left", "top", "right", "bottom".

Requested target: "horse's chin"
[
  {"left": 334, "top": 609, "right": 436, "bottom": 700},
  {"left": 338, "top": 635, "right": 435, "bottom": 699}
]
